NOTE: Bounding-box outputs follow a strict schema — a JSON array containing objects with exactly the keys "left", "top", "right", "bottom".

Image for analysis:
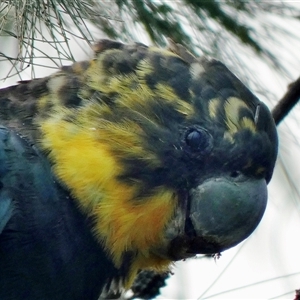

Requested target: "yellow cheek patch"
[
  {"left": 40, "top": 118, "right": 119, "bottom": 210},
  {"left": 36, "top": 47, "right": 188, "bottom": 282},
  {"left": 39, "top": 114, "right": 176, "bottom": 277}
]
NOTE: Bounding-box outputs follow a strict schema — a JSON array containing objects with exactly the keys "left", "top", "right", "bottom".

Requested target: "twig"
[
  {"left": 294, "top": 289, "right": 300, "bottom": 300},
  {"left": 272, "top": 77, "right": 300, "bottom": 125}
]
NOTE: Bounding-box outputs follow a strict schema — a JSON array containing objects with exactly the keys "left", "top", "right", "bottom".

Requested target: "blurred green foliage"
[{"left": 0, "top": 0, "right": 299, "bottom": 82}]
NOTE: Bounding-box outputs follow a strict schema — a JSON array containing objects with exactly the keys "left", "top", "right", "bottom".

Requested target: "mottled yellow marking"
[
  {"left": 84, "top": 58, "right": 194, "bottom": 122},
  {"left": 46, "top": 74, "right": 67, "bottom": 103},
  {"left": 37, "top": 73, "right": 76, "bottom": 113},
  {"left": 208, "top": 98, "right": 220, "bottom": 119},
  {"left": 37, "top": 95, "right": 51, "bottom": 112},
  {"left": 155, "top": 83, "right": 194, "bottom": 116},
  {"left": 136, "top": 58, "right": 155, "bottom": 77},
  {"left": 240, "top": 116, "right": 256, "bottom": 132},
  {"left": 109, "top": 75, "right": 140, "bottom": 95},
  {"left": 224, "top": 97, "right": 256, "bottom": 135},
  {"left": 78, "top": 101, "right": 102, "bottom": 119},
  {"left": 83, "top": 58, "right": 110, "bottom": 92}
]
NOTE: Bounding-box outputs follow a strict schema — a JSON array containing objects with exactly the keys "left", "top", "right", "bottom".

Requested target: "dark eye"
[{"left": 185, "top": 127, "right": 212, "bottom": 154}]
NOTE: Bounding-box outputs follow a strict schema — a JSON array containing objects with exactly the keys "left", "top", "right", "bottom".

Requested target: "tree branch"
[
  {"left": 272, "top": 76, "right": 300, "bottom": 125},
  {"left": 294, "top": 289, "right": 300, "bottom": 300}
]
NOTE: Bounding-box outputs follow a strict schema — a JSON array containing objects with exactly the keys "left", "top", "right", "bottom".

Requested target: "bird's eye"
[{"left": 185, "top": 127, "right": 212, "bottom": 154}]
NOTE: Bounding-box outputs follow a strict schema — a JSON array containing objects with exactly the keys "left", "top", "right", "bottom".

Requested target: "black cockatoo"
[{"left": 0, "top": 40, "right": 278, "bottom": 299}]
